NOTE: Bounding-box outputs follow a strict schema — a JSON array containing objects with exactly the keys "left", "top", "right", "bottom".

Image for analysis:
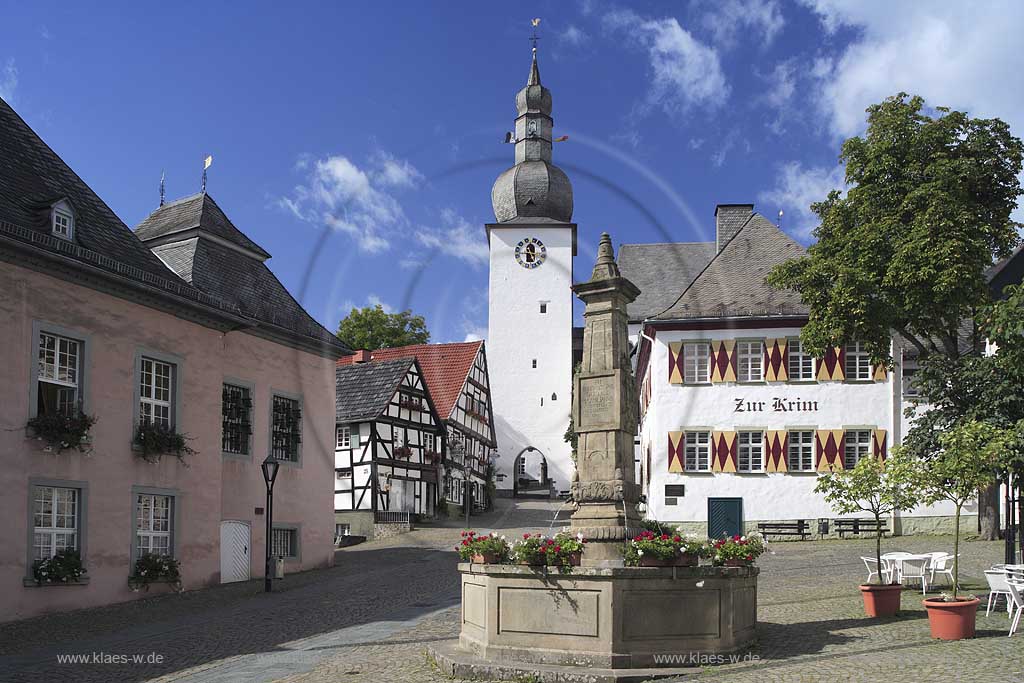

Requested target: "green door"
[{"left": 708, "top": 498, "right": 743, "bottom": 539}]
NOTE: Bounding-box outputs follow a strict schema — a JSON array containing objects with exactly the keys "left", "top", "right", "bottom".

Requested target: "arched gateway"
[{"left": 511, "top": 446, "right": 550, "bottom": 498}]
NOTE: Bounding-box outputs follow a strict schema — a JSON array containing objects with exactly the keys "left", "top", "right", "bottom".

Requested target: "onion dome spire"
[{"left": 491, "top": 48, "right": 573, "bottom": 223}]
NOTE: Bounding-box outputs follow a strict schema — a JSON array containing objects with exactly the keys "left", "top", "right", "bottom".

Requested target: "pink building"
[{"left": 0, "top": 98, "right": 349, "bottom": 622}]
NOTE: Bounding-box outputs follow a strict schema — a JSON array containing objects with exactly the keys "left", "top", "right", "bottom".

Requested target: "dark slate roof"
[
  {"left": 148, "top": 226, "right": 345, "bottom": 349},
  {"left": 136, "top": 193, "right": 271, "bottom": 259},
  {"left": 654, "top": 213, "right": 808, "bottom": 320},
  {"left": 335, "top": 357, "right": 415, "bottom": 423},
  {"left": 0, "top": 97, "right": 214, "bottom": 292},
  {"left": 617, "top": 242, "right": 716, "bottom": 322},
  {"left": 987, "top": 243, "right": 1024, "bottom": 298}
]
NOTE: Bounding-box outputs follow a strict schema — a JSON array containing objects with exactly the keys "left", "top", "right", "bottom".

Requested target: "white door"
[{"left": 220, "top": 520, "right": 250, "bottom": 583}]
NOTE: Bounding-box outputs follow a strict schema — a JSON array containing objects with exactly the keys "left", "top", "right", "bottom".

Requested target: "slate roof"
[
  {"left": 139, "top": 197, "right": 347, "bottom": 352},
  {"left": 617, "top": 242, "right": 716, "bottom": 322},
  {"left": 337, "top": 341, "right": 483, "bottom": 422},
  {"left": 136, "top": 193, "right": 270, "bottom": 259},
  {"left": 653, "top": 213, "right": 808, "bottom": 320},
  {"left": 0, "top": 96, "right": 226, "bottom": 307},
  {"left": 335, "top": 357, "right": 415, "bottom": 423},
  {"left": 987, "top": 243, "right": 1024, "bottom": 298}
]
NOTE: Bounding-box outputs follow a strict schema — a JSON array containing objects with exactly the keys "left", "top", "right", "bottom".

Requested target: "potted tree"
[
  {"left": 917, "top": 420, "right": 1007, "bottom": 639},
  {"left": 815, "top": 449, "right": 919, "bottom": 617}
]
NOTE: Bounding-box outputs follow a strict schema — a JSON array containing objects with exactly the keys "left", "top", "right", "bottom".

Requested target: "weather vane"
[{"left": 530, "top": 18, "right": 541, "bottom": 52}]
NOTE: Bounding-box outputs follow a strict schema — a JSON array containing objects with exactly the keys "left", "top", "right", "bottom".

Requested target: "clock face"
[{"left": 515, "top": 237, "right": 547, "bottom": 269}]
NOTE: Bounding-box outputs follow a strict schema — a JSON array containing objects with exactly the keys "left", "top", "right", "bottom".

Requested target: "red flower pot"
[
  {"left": 923, "top": 597, "right": 980, "bottom": 640},
  {"left": 471, "top": 552, "right": 500, "bottom": 564},
  {"left": 516, "top": 554, "right": 544, "bottom": 566},
  {"left": 859, "top": 584, "right": 902, "bottom": 617}
]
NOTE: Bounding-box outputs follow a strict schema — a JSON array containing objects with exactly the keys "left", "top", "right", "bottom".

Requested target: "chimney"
[
  {"left": 715, "top": 204, "right": 754, "bottom": 253},
  {"left": 353, "top": 350, "right": 371, "bottom": 364}
]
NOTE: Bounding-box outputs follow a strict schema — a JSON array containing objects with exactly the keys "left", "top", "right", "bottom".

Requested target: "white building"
[
  {"left": 487, "top": 51, "right": 576, "bottom": 495},
  {"left": 625, "top": 205, "right": 962, "bottom": 537}
]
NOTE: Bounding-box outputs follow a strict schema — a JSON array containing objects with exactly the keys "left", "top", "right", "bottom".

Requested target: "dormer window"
[{"left": 50, "top": 200, "right": 74, "bottom": 240}]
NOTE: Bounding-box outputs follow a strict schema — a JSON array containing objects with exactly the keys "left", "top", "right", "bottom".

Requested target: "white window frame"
[
  {"left": 336, "top": 425, "right": 351, "bottom": 449},
  {"left": 32, "top": 486, "right": 79, "bottom": 561},
  {"left": 37, "top": 331, "right": 82, "bottom": 416},
  {"left": 844, "top": 430, "right": 872, "bottom": 469},
  {"left": 135, "top": 493, "right": 173, "bottom": 558},
  {"left": 423, "top": 433, "right": 435, "bottom": 453},
  {"left": 140, "top": 357, "right": 174, "bottom": 428},
  {"left": 737, "top": 431, "right": 765, "bottom": 472},
  {"left": 736, "top": 340, "right": 764, "bottom": 383},
  {"left": 787, "top": 338, "right": 815, "bottom": 382},
  {"left": 683, "top": 431, "right": 711, "bottom": 472},
  {"left": 787, "top": 430, "right": 816, "bottom": 472},
  {"left": 52, "top": 209, "right": 74, "bottom": 240},
  {"left": 683, "top": 342, "right": 710, "bottom": 384},
  {"left": 844, "top": 342, "right": 872, "bottom": 381}
]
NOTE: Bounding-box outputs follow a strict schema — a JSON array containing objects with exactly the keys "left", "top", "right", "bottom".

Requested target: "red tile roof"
[{"left": 338, "top": 341, "right": 483, "bottom": 421}]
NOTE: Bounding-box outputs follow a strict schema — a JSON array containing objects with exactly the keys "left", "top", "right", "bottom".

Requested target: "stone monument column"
[{"left": 570, "top": 232, "right": 642, "bottom": 566}]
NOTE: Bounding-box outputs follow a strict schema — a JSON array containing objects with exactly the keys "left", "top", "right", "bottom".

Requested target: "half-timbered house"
[
  {"left": 337, "top": 341, "right": 497, "bottom": 511},
  {"left": 334, "top": 356, "right": 444, "bottom": 538}
]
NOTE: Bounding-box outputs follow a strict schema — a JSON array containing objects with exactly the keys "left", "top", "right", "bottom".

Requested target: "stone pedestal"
[
  {"left": 569, "top": 233, "right": 642, "bottom": 566},
  {"left": 434, "top": 563, "right": 758, "bottom": 680}
]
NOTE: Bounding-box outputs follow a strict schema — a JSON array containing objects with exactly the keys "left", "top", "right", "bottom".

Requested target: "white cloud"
[
  {"left": 40, "top": 26, "right": 51, "bottom": 40},
  {"left": 759, "top": 60, "right": 798, "bottom": 135},
  {"left": 371, "top": 151, "right": 424, "bottom": 189},
  {"left": 758, "top": 161, "right": 848, "bottom": 239},
  {"left": 416, "top": 208, "right": 489, "bottom": 268},
  {"left": 604, "top": 10, "right": 729, "bottom": 116},
  {"left": 280, "top": 152, "right": 422, "bottom": 253},
  {"left": 710, "top": 129, "right": 739, "bottom": 168},
  {"left": 700, "top": 0, "right": 785, "bottom": 49},
  {"left": 0, "top": 58, "right": 18, "bottom": 102},
  {"left": 340, "top": 294, "right": 394, "bottom": 315},
  {"left": 561, "top": 24, "right": 590, "bottom": 48},
  {"left": 800, "top": 2, "right": 1024, "bottom": 141}
]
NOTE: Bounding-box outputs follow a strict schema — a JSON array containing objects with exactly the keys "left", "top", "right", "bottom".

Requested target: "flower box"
[
  {"left": 27, "top": 412, "right": 96, "bottom": 453},
  {"left": 457, "top": 531, "right": 510, "bottom": 564}
]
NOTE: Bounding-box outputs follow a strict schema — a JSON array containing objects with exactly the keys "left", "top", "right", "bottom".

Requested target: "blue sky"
[{"left": 3, "top": 1, "right": 1023, "bottom": 342}]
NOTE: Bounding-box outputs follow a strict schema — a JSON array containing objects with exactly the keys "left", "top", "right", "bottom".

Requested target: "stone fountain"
[{"left": 430, "top": 234, "right": 758, "bottom": 682}]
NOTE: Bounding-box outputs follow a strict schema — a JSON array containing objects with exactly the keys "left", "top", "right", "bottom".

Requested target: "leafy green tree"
[
  {"left": 337, "top": 304, "right": 429, "bottom": 350},
  {"left": 913, "top": 421, "right": 1009, "bottom": 599},
  {"left": 768, "top": 93, "right": 1022, "bottom": 363},
  {"left": 768, "top": 94, "right": 1023, "bottom": 539},
  {"left": 815, "top": 451, "right": 919, "bottom": 585}
]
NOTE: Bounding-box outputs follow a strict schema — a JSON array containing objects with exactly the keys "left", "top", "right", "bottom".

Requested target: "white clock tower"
[{"left": 487, "top": 49, "right": 576, "bottom": 495}]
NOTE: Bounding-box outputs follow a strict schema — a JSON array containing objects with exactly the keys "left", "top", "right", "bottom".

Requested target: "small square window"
[
  {"left": 52, "top": 211, "right": 73, "bottom": 239},
  {"left": 336, "top": 425, "right": 351, "bottom": 449},
  {"left": 539, "top": 303, "right": 547, "bottom": 314},
  {"left": 271, "top": 527, "right": 298, "bottom": 559},
  {"left": 532, "top": 359, "right": 537, "bottom": 368}
]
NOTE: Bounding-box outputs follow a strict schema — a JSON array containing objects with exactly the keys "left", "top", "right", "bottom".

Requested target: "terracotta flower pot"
[
  {"left": 678, "top": 553, "right": 699, "bottom": 567},
  {"left": 516, "top": 554, "right": 544, "bottom": 566},
  {"left": 859, "top": 584, "right": 902, "bottom": 617},
  {"left": 566, "top": 551, "right": 582, "bottom": 566},
  {"left": 471, "top": 552, "right": 500, "bottom": 564},
  {"left": 923, "top": 597, "right": 980, "bottom": 640}
]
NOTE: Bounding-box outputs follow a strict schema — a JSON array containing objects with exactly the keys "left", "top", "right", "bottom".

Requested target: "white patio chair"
[
  {"left": 985, "top": 569, "right": 1013, "bottom": 616},
  {"left": 882, "top": 552, "right": 914, "bottom": 582},
  {"left": 1005, "top": 578, "right": 1024, "bottom": 637},
  {"left": 862, "top": 556, "right": 893, "bottom": 584},
  {"left": 929, "top": 553, "right": 957, "bottom": 586},
  {"left": 899, "top": 555, "right": 931, "bottom": 595}
]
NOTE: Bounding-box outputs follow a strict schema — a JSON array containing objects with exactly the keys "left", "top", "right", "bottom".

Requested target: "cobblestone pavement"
[{"left": 2, "top": 502, "right": 1022, "bottom": 683}]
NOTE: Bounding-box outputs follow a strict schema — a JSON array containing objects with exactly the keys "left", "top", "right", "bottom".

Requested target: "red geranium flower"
[
  {"left": 461, "top": 539, "right": 469, "bottom": 546},
  {"left": 745, "top": 554, "right": 753, "bottom": 561},
  {"left": 660, "top": 534, "right": 669, "bottom": 540},
  {"left": 673, "top": 535, "right": 681, "bottom": 542},
  {"left": 523, "top": 533, "right": 531, "bottom": 539},
  {"left": 554, "top": 546, "right": 561, "bottom": 553},
  {"left": 733, "top": 535, "right": 741, "bottom": 541}
]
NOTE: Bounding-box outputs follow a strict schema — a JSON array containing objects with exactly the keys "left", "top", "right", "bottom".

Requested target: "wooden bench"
[
  {"left": 835, "top": 518, "right": 889, "bottom": 538},
  {"left": 757, "top": 520, "right": 810, "bottom": 540}
]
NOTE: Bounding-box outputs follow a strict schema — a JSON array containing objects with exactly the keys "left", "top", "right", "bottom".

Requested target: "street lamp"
[{"left": 261, "top": 455, "right": 280, "bottom": 592}]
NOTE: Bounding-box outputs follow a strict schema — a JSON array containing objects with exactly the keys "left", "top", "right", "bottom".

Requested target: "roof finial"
[
  {"left": 159, "top": 170, "right": 165, "bottom": 207},
  {"left": 590, "top": 232, "right": 621, "bottom": 281},
  {"left": 201, "top": 154, "right": 212, "bottom": 193},
  {"left": 530, "top": 17, "right": 541, "bottom": 52}
]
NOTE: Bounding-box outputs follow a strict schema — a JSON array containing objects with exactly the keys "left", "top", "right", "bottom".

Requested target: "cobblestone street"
[{"left": 1, "top": 499, "right": 1022, "bottom": 683}]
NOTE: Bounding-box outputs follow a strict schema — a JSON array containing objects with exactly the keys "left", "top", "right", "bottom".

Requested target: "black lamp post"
[{"left": 261, "top": 455, "right": 281, "bottom": 592}]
